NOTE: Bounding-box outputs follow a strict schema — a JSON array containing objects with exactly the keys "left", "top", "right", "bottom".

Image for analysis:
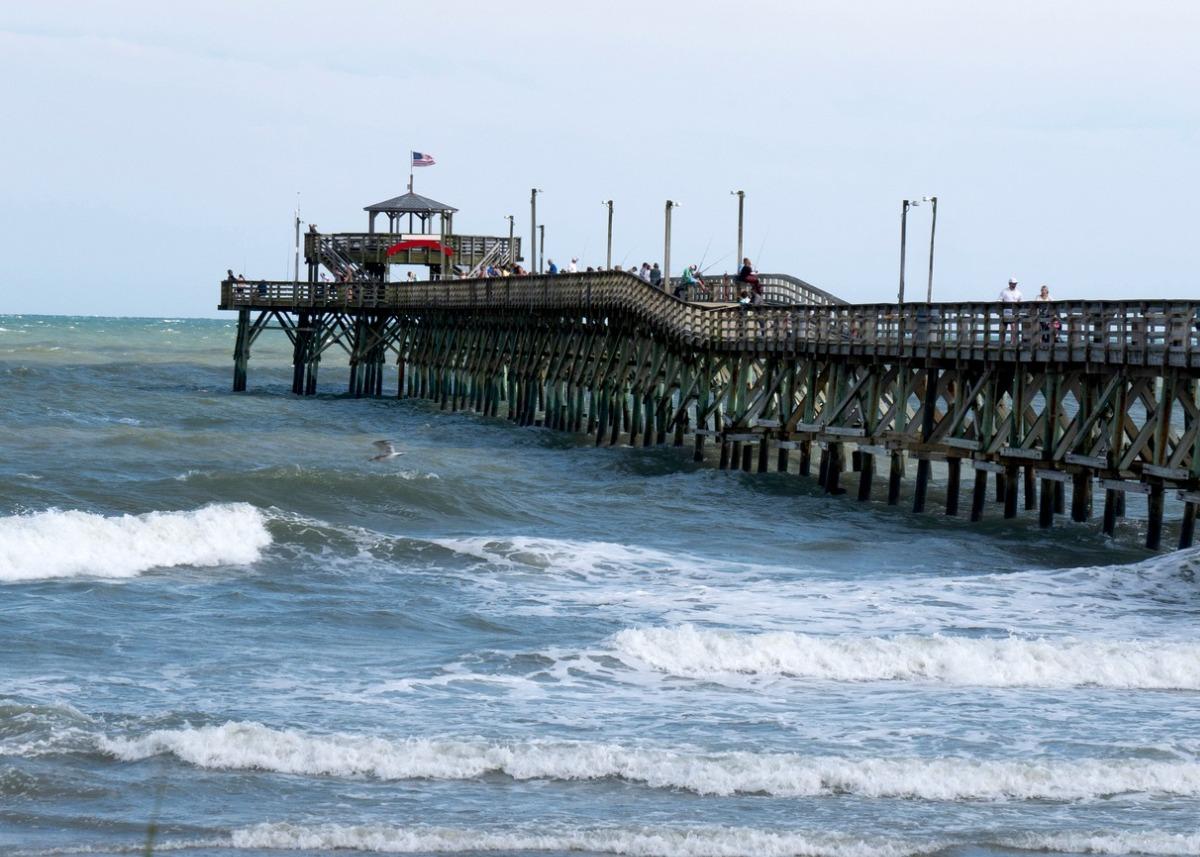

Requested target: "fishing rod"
[
  {"left": 754, "top": 227, "right": 770, "bottom": 272},
  {"left": 697, "top": 234, "right": 713, "bottom": 272},
  {"left": 699, "top": 252, "right": 731, "bottom": 276}
]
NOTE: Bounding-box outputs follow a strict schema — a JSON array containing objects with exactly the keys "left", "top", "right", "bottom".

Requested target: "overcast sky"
[{"left": 1, "top": 1, "right": 1196, "bottom": 317}]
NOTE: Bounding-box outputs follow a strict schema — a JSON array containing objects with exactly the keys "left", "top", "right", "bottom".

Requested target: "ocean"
[{"left": 2, "top": 314, "right": 1198, "bottom": 857}]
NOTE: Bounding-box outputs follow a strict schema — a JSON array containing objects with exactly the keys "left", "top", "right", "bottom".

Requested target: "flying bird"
[{"left": 370, "top": 440, "right": 405, "bottom": 461}]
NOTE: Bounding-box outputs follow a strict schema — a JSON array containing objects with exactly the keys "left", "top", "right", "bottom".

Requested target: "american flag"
[{"left": 411, "top": 151, "right": 435, "bottom": 167}]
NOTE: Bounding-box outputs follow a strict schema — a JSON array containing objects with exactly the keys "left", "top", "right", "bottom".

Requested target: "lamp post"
[
  {"left": 924, "top": 195, "right": 938, "bottom": 302},
  {"left": 603, "top": 200, "right": 613, "bottom": 269},
  {"left": 898, "top": 199, "right": 911, "bottom": 304},
  {"left": 504, "top": 215, "right": 515, "bottom": 267},
  {"left": 530, "top": 188, "right": 541, "bottom": 275},
  {"left": 664, "top": 200, "right": 678, "bottom": 291},
  {"left": 731, "top": 190, "right": 745, "bottom": 268}
]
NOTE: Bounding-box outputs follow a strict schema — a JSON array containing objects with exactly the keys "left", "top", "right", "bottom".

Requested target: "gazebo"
[{"left": 364, "top": 191, "right": 457, "bottom": 236}]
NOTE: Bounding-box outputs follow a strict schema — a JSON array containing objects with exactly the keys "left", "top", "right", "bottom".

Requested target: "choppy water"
[{"left": 2, "top": 315, "right": 1198, "bottom": 857}]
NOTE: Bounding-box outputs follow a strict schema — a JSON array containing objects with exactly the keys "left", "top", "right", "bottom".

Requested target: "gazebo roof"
[{"left": 364, "top": 191, "right": 457, "bottom": 214}]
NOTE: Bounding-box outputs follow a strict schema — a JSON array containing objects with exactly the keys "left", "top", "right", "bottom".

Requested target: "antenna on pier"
[{"left": 293, "top": 191, "right": 301, "bottom": 286}]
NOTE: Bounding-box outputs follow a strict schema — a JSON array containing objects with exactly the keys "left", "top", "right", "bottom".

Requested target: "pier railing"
[
  {"left": 668, "top": 272, "right": 847, "bottom": 306},
  {"left": 305, "top": 232, "right": 522, "bottom": 268},
  {"left": 221, "top": 272, "right": 1200, "bottom": 367}
]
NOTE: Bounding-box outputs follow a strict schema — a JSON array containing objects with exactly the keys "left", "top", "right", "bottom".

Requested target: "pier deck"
[{"left": 221, "top": 271, "right": 1200, "bottom": 550}]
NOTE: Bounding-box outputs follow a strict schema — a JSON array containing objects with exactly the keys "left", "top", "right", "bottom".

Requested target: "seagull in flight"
[{"left": 370, "top": 440, "right": 405, "bottom": 461}]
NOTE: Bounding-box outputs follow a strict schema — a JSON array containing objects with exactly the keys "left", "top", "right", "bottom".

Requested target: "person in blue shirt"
[{"left": 547, "top": 259, "right": 558, "bottom": 275}]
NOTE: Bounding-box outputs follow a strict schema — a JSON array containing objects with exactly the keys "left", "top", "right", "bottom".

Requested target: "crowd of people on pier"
[{"left": 464, "top": 255, "right": 767, "bottom": 304}]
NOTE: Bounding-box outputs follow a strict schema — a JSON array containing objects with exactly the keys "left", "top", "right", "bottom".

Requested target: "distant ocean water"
[{"left": 1, "top": 314, "right": 1198, "bottom": 857}]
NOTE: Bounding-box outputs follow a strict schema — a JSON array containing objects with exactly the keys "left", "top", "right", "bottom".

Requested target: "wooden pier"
[{"left": 221, "top": 271, "right": 1200, "bottom": 551}]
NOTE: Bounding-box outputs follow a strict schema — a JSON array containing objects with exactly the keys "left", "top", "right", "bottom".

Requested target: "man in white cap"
[
  {"left": 999, "top": 277, "right": 1022, "bottom": 345},
  {"left": 568, "top": 258, "right": 578, "bottom": 273}
]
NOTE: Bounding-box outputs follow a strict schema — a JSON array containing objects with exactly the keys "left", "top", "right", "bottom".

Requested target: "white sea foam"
[
  {"left": 994, "top": 832, "right": 1200, "bottom": 856},
  {"left": 611, "top": 625, "right": 1200, "bottom": 690},
  {"left": 230, "top": 822, "right": 932, "bottom": 857},
  {"left": 98, "top": 721, "right": 1200, "bottom": 800},
  {"left": 0, "top": 503, "right": 271, "bottom": 582},
  {"left": 422, "top": 535, "right": 1200, "bottom": 639}
]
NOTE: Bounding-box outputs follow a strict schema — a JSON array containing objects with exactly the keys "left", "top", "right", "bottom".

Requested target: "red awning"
[{"left": 386, "top": 239, "right": 454, "bottom": 257}]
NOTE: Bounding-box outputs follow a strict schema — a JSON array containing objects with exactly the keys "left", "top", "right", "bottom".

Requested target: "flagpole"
[{"left": 408, "top": 149, "right": 413, "bottom": 193}]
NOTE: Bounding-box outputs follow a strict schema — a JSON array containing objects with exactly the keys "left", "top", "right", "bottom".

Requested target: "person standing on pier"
[
  {"left": 547, "top": 259, "right": 558, "bottom": 275},
  {"left": 568, "top": 258, "right": 579, "bottom": 273},
  {"left": 649, "top": 263, "right": 662, "bottom": 288},
  {"left": 1037, "top": 284, "right": 1061, "bottom": 344},
  {"left": 999, "top": 277, "right": 1022, "bottom": 344}
]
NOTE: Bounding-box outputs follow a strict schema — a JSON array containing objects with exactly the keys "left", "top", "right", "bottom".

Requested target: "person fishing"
[
  {"left": 678, "top": 264, "right": 702, "bottom": 299},
  {"left": 736, "top": 257, "right": 765, "bottom": 305}
]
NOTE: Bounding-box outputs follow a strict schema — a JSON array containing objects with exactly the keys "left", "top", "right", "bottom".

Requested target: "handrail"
[
  {"left": 663, "top": 272, "right": 845, "bottom": 305},
  {"left": 220, "top": 271, "right": 1200, "bottom": 368}
]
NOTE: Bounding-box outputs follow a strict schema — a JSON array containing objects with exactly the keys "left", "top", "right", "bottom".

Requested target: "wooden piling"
[
  {"left": 1180, "top": 497, "right": 1198, "bottom": 549},
  {"left": 945, "top": 457, "right": 961, "bottom": 516},
  {"left": 857, "top": 451, "right": 874, "bottom": 502},
  {"left": 1003, "top": 464, "right": 1019, "bottom": 519},
  {"left": 970, "top": 467, "right": 988, "bottom": 522},
  {"left": 1071, "top": 471, "right": 1092, "bottom": 522},
  {"left": 232, "top": 309, "right": 250, "bottom": 392},
  {"left": 1146, "top": 482, "right": 1165, "bottom": 550},
  {"left": 887, "top": 452, "right": 903, "bottom": 505}
]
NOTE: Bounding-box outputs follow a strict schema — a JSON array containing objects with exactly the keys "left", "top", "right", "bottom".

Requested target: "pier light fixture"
[
  {"left": 664, "top": 200, "right": 679, "bottom": 291},
  {"left": 900, "top": 196, "right": 939, "bottom": 302},
  {"left": 902, "top": 194, "right": 936, "bottom": 303},
  {"left": 504, "top": 215, "right": 515, "bottom": 265},
  {"left": 602, "top": 200, "right": 614, "bottom": 269},
  {"left": 730, "top": 190, "right": 745, "bottom": 269},
  {"left": 538, "top": 224, "right": 545, "bottom": 273},
  {"left": 924, "top": 196, "right": 938, "bottom": 302},
  {"left": 530, "top": 188, "right": 542, "bottom": 275}
]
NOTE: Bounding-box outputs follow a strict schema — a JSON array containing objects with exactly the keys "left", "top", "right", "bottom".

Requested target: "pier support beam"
[
  {"left": 887, "top": 452, "right": 903, "bottom": 505},
  {"left": 970, "top": 467, "right": 988, "bottom": 522},
  {"left": 799, "top": 441, "right": 812, "bottom": 477},
  {"left": 232, "top": 309, "right": 250, "bottom": 392},
  {"left": 1146, "top": 482, "right": 1165, "bottom": 550},
  {"left": 913, "top": 457, "right": 931, "bottom": 513},
  {"left": 857, "top": 451, "right": 874, "bottom": 502},
  {"left": 1003, "top": 464, "right": 1019, "bottom": 519},
  {"left": 1180, "top": 497, "right": 1198, "bottom": 549},
  {"left": 824, "top": 442, "right": 844, "bottom": 495},
  {"left": 1102, "top": 488, "right": 1120, "bottom": 536},
  {"left": 1071, "top": 471, "right": 1093, "bottom": 522},
  {"left": 945, "top": 458, "right": 962, "bottom": 516},
  {"left": 1039, "top": 476, "right": 1055, "bottom": 528}
]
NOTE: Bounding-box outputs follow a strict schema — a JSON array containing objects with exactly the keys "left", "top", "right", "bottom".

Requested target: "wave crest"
[
  {"left": 98, "top": 721, "right": 1200, "bottom": 801},
  {"left": 611, "top": 625, "right": 1200, "bottom": 690},
  {"left": 0, "top": 503, "right": 271, "bottom": 581},
  {"left": 231, "top": 823, "right": 930, "bottom": 857}
]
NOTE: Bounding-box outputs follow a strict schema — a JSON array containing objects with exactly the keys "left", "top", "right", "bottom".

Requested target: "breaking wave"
[
  {"left": 227, "top": 823, "right": 931, "bottom": 857},
  {"left": 0, "top": 504, "right": 271, "bottom": 582},
  {"left": 98, "top": 721, "right": 1200, "bottom": 801},
  {"left": 218, "top": 824, "right": 1200, "bottom": 856},
  {"left": 610, "top": 625, "right": 1200, "bottom": 690}
]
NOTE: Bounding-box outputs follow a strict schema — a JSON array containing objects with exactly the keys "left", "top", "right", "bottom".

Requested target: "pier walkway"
[{"left": 221, "top": 271, "right": 1200, "bottom": 550}]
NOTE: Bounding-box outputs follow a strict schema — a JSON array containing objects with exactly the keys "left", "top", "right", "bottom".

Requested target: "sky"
[{"left": 1, "top": 0, "right": 1196, "bottom": 317}]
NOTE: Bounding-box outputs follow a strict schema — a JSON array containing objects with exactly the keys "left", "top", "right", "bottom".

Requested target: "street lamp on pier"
[
  {"left": 602, "top": 200, "right": 613, "bottom": 269},
  {"left": 530, "top": 188, "right": 541, "bottom": 274},
  {"left": 899, "top": 196, "right": 939, "bottom": 303},
  {"left": 664, "top": 200, "right": 679, "bottom": 289},
  {"left": 731, "top": 190, "right": 745, "bottom": 267},
  {"left": 538, "top": 224, "right": 545, "bottom": 273},
  {"left": 504, "top": 215, "right": 515, "bottom": 266}
]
